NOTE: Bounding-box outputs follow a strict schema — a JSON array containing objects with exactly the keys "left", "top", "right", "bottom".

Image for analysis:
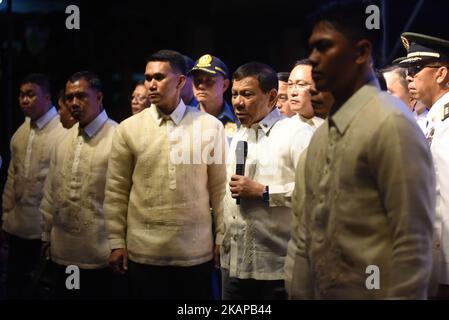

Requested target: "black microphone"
[{"left": 235, "top": 140, "right": 248, "bottom": 205}]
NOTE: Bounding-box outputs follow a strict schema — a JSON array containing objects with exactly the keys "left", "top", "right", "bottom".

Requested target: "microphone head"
[{"left": 236, "top": 140, "right": 248, "bottom": 164}]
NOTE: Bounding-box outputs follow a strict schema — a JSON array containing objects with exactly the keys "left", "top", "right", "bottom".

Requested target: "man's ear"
[
  {"left": 44, "top": 93, "right": 51, "bottom": 103},
  {"left": 176, "top": 75, "right": 186, "bottom": 90},
  {"left": 96, "top": 91, "right": 103, "bottom": 106},
  {"left": 223, "top": 78, "right": 230, "bottom": 93},
  {"left": 436, "top": 66, "right": 449, "bottom": 85},
  {"left": 268, "top": 88, "right": 278, "bottom": 108},
  {"left": 355, "top": 39, "right": 372, "bottom": 65}
]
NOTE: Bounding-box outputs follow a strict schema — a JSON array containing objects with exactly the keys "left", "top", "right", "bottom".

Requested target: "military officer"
[{"left": 399, "top": 32, "right": 449, "bottom": 298}]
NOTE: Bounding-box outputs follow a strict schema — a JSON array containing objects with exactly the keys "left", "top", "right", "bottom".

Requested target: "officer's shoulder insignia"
[
  {"left": 224, "top": 122, "right": 237, "bottom": 137},
  {"left": 197, "top": 54, "right": 212, "bottom": 68},
  {"left": 401, "top": 35, "right": 410, "bottom": 51},
  {"left": 443, "top": 103, "right": 449, "bottom": 121}
]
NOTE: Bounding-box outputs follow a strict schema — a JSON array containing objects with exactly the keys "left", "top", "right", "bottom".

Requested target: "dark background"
[{"left": 0, "top": 0, "right": 448, "bottom": 192}]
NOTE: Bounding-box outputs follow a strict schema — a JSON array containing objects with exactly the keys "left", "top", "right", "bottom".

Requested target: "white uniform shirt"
[
  {"left": 293, "top": 113, "right": 325, "bottom": 131},
  {"left": 428, "top": 92, "right": 449, "bottom": 285},
  {"left": 414, "top": 108, "right": 428, "bottom": 134}
]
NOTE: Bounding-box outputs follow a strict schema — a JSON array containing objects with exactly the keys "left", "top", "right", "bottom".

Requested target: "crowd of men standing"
[{"left": 0, "top": 0, "right": 448, "bottom": 300}]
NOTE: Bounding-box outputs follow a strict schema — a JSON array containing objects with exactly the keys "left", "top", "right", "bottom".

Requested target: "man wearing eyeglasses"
[
  {"left": 130, "top": 81, "right": 150, "bottom": 115},
  {"left": 188, "top": 54, "right": 238, "bottom": 143},
  {"left": 398, "top": 32, "right": 449, "bottom": 299},
  {"left": 287, "top": 59, "right": 326, "bottom": 130},
  {"left": 1, "top": 74, "right": 66, "bottom": 299}
]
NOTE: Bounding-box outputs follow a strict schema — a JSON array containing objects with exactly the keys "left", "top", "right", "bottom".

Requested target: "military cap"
[
  {"left": 397, "top": 32, "right": 449, "bottom": 65},
  {"left": 188, "top": 54, "right": 229, "bottom": 79}
]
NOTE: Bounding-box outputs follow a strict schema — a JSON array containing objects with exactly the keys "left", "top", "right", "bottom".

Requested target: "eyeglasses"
[
  {"left": 287, "top": 81, "right": 312, "bottom": 91},
  {"left": 131, "top": 95, "right": 148, "bottom": 103},
  {"left": 277, "top": 94, "right": 288, "bottom": 102},
  {"left": 406, "top": 65, "right": 443, "bottom": 77}
]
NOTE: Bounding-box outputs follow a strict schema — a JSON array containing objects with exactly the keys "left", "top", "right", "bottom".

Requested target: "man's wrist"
[{"left": 262, "top": 185, "right": 269, "bottom": 203}]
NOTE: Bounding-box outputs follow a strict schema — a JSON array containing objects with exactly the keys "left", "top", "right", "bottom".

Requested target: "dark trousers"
[
  {"left": 6, "top": 234, "right": 41, "bottom": 299},
  {"left": 221, "top": 268, "right": 287, "bottom": 300},
  {"left": 110, "top": 273, "right": 131, "bottom": 300},
  {"left": 430, "top": 284, "right": 449, "bottom": 300},
  {"left": 128, "top": 259, "right": 213, "bottom": 300},
  {"left": 53, "top": 263, "right": 112, "bottom": 300},
  {"left": 212, "top": 268, "right": 222, "bottom": 300}
]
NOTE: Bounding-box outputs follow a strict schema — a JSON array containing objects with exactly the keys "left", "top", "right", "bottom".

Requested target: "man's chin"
[
  {"left": 409, "top": 92, "right": 420, "bottom": 100},
  {"left": 290, "top": 106, "right": 304, "bottom": 114},
  {"left": 196, "top": 97, "right": 209, "bottom": 104},
  {"left": 21, "top": 108, "right": 32, "bottom": 117}
]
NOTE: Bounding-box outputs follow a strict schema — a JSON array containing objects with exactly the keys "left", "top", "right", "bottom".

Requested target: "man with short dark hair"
[
  {"left": 181, "top": 55, "right": 198, "bottom": 107},
  {"left": 1, "top": 73, "right": 66, "bottom": 299},
  {"left": 57, "top": 89, "right": 77, "bottom": 129},
  {"left": 221, "top": 62, "right": 312, "bottom": 300},
  {"left": 277, "top": 72, "right": 294, "bottom": 117},
  {"left": 40, "top": 71, "right": 117, "bottom": 299},
  {"left": 104, "top": 49, "right": 227, "bottom": 299},
  {"left": 288, "top": 0, "right": 435, "bottom": 299}
]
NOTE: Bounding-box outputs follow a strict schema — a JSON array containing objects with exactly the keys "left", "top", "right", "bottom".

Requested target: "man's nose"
[
  {"left": 195, "top": 80, "right": 206, "bottom": 90},
  {"left": 232, "top": 96, "right": 244, "bottom": 108},
  {"left": 148, "top": 79, "right": 157, "bottom": 90},
  {"left": 289, "top": 88, "right": 298, "bottom": 97},
  {"left": 73, "top": 96, "right": 80, "bottom": 104},
  {"left": 67, "top": 99, "right": 79, "bottom": 109},
  {"left": 406, "top": 74, "right": 414, "bottom": 83},
  {"left": 308, "top": 49, "right": 319, "bottom": 67},
  {"left": 20, "top": 96, "right": 30, "bottom": 103}
]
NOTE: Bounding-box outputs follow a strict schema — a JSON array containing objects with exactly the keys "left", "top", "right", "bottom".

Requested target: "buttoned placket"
[
  {"left": 163, "top": 116, "right": 177, "bottom": 191},
  {"left": 24, "top": 124, "right": 36, "bottom": 178},
  {"left": 229, "top": 124, "right": 261, "bottom": 277},
  {"left": 246, "top": 124, "right": 260, "bottom": 179},
  {"left": 70, "top": 133, "right": 84, "bottom": 199},
  {"left": 314, "top": 124, "right": 339, "bottom": 241}
]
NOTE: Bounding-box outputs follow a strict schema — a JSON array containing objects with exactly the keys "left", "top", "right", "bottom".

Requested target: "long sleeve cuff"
[
  {"left": 1, "top": 213, "right": 8, "bottom": 224},
  {"left": 42, "top": 232, "right": 51, "bottom": 242},
  {"left": 268, "top": 184, "right": 293, "bottom": 208},
  {"left": 109, "top": 238, "right": 126, "bottom": 250},
  {"left": 215, "top": 233, "right": 224, "bottom": 246}
]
